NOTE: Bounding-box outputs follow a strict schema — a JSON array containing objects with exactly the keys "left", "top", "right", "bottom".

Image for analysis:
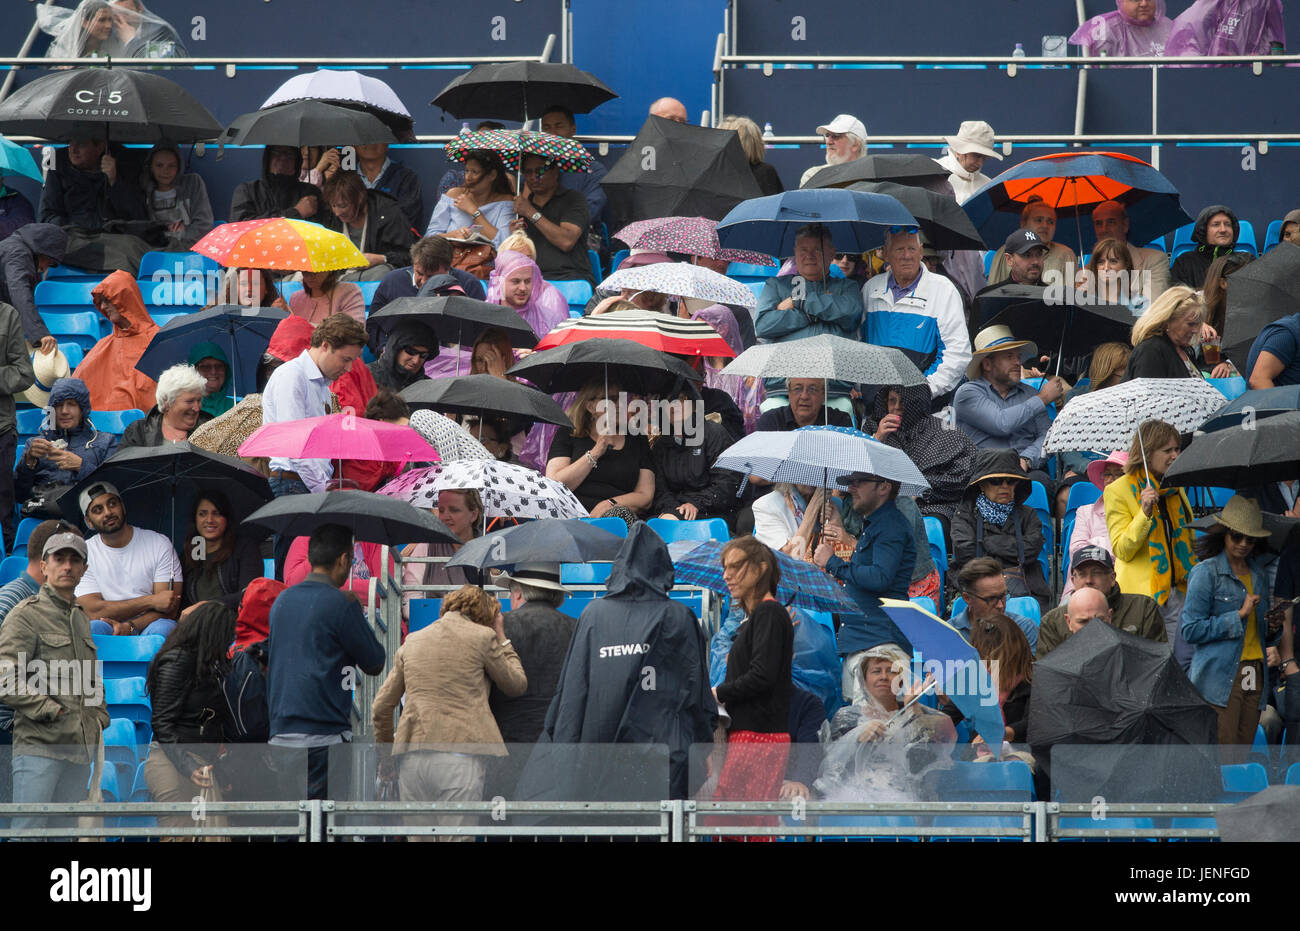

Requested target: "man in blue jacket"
[
  {"left": 268, "top": 523, "right": 385, "bottom": 801},
  {"left": 813, "top": 471, "right": 916, "bottom": 701},
  {"left": 15, "top": 377, "right": 119, "bottom": 511}
]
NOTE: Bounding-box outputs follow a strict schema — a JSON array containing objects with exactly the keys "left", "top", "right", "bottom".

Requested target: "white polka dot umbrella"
[
  {"left": 194, "top": 218, "right": 368, "bottom": 272},
  {"left": 378, "top": 460, "right": 588, "bottom": 520}
]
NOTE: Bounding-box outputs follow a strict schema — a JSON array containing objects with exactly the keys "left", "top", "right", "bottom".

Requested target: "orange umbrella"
[{"left": 194, "top": 218, "right": 367, "bottom": 272}]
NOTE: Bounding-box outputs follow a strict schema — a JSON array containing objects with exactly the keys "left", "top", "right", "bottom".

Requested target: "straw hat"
[
  {"left": 945, "top": 121, "right": 1002, "bottom": 160},
  {"left": 966, "top": 325, "right": 1038, "bottom": 380},
  {"left": 21, "top": 346, "right": 71, "bottom": 407},
  {"left": 1213, "top": 496, "right": 1270, "bottom": 540}
]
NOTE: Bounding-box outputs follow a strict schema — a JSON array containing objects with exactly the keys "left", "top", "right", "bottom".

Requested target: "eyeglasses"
[
  {"left": 400, "top": 346, "right": 431, "bottom": 360},
  {"left": 984, "top": 477, "right": 1019, "bottom": 487},
  {"left": 888, "top": 225, "right": 920, "bottom": 235},
  {"left": 520, "top": 164, "right": 554, "bottom": 178},
  {"left": 788, "top": 384, "right": 826, "bottom": 396},
  {"left": 964, "top": 589, "right": 1008, "bottom": 606}
]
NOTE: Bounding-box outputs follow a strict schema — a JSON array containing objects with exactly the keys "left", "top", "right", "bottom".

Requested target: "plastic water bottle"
[
  {"left": 459, "top": 122, "right": 470, "bottom": 135},
  {"left": 1012, "top": 43, "right": 1025, "bottom": 58},
  {"left": 762, "top": 122, "right": 774, "bottom": 149}
]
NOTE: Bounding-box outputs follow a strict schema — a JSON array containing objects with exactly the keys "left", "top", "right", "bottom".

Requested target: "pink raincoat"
[
  {"left": 1166, "top": 0, "right": 1284, "bottom": 56},
  {"left": 1070, "top": 0, "right": 1175, "bottom": 56}
]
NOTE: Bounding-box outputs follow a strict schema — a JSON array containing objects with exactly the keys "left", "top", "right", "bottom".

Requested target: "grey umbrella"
[
  {"left": 445, "top": 519, "right": 623, "bottom": 570},
  {"left": 1216, "top": 785, "right": 1300, "bottom": 842},
  {"left": 720, "top": 333, "right": 927, "bottom": 388}
]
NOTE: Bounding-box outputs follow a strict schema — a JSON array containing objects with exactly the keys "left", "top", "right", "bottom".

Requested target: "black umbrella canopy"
[
  {"left": 220, "top": 99, "right": 397, "bottom": 148},
  {"left": 1216, "top": 786, "right": 1300, "bottom": 842},
  {"left": 986, "top": 299, "right": 1135, "bottom": 380},
  {"left": 1223, "top": 240, "right": 1300, "bottom": 371},
  {"left": 801, "top": 153, "right": 951, "bottom": 191},
  {"left": 400, "top": 375, "right": 572, "bottom": 429},
  {"left": 58, "top": 442, "right": 272, "bottom": 544},
  {"left": 0, "top": 67, "right": 222, "bottom": 143},
  {"left": 505, "top": 337, "right": 703, "bottom": 395},
  {"left": 445, "top": 518, "right": 624, "bottom": 570},
  {"left": 971, "top": 282, "right": 1049, "bottom": 330},
  {"left": 134, "top": 305, "right": 288, "bottom": 397},
  {"left": 431, "top": 61, "right": 617, "bottom": 122},
  {"left": 1164, "top": 410, "right": 1300, "bottom": 490},
  {"left": 602, "top": 116, "right": 762, "bottom": 230},
  {"left": 846, "top": 180, "right": 985, "bottom": 250},
  {"left": 242, "top": 491, "right": 457, "bottom": 545},
  {"left": 366, "top": 296, "right": 538, "bottom": 350},
  {"left": 1027, "top": 621, "right": 1220, "bottom": 803}
]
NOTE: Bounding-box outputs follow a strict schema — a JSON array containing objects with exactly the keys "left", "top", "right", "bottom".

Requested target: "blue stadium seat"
[
  {"left": 1207, "top": 376, "right": 1247, "bottom": 400},
  {"left": 923, "top": 515, "right": 947, "bottom": 595},
  {"left": 13, "top": 517, "right": 41, "bottom": 555},
  {"left": 1220, "top": 762, "right": 1268, "bottom": 803},
  {"left": 744, "top": 280, "right": 766, "bottom": 302},
  {"left": 89, "top": 409, "right": 146, "bottom": 435},
  {"left": 358, "top": 281, "right": 381, "bottom": 305},
  {"left": 561, "top": 562, "right": 612, "bottom": 584},
  {"left": 982, "top": 250, "right": 994, "bottom": 276},
  {"left": 105, "top": 677, "right": 152, "bottom": 745},
  {"left": 137, "top": 251, "right": 221, "bottom": 281},
  {"left": 1145, "top": 237, "right": 1167, "bottom": 254},
  {"left": 129, "top": 760, "right": 152, "bottom": 803},
  {"left": 929, "top": 760, "right": 1036, "bottom": 843},
  {"left": 609, "top": 248, "right": 630, "bottom": 272},
  {"left": 1066, "top": 481, "right": 1100, "bottom": 513},
  {"left": 278, "top": 281, "right": 304, "bottom": 302},
  {"left": 150, "top": 309, "right": 192, "bottom": 329},
  {"left": 1058, "top": 816, "right": 1158, "bottom": 842},
  {"left": 94, "top": 758, "right": 123, "bottom": 805},
  {"left": 588, "top": 249, "right": 602, "bottom": 281},
  {"left": 43, "top": 311, "right": 105, "bottom": 351},
  {"left": 725, "top": 262, "right": 778, "bottom": 279},
  {"left": 1170, "top": 223, "right": 1197, "bottom": 259},
  {"left": 16, "top": 408, "right": 45, "bottom": 440},
  {"left": 34, "top": 280, "right": 98, "bottom": 313},
  {"left": 1007, "top": 595, "right": 1041, "bottom": 627},
  {"left": 0, "top": 555, "right": 25, "bottom": 585},
  {"left": 1025, "top": 482, "right": 1054, "bottom": 582},
  {"left": 44, "top": 264, "right": 102, "bottom": 282},
  {"left": 263, "top": 558, "right": 275, "bottom": 579},
  {"left": 910, "top": 595, "right": 937, "bottom": 615},
  {"left": 1207, "top": 486, "right": 1235, "bottom": 508},
  {"left": 1234, "top": 220, "right": 1258, "bottom": 256},
  {"left": 1264, "top": 219, "right": 1283, "bottom": 252},
  {"left": 408, "top": 598, "right": 441, "bottom": 633},
  {"left": 547, "top": 279, "right": 594, "bottom": 316},
  {"left": 1286, "top": 763, "right": 1300, "bottom": 786},
  {"left": 58, "top": 341, "right": 84, "bottom": 370},
  {"left": 645, "top": 517, "right": 729, "bottom": 544},
  {"left": 102, "top": 718, "right": 139, "bottom": 791},
  {"left": 578, "top": 516, "right": 629, "bottom": 538},
  {"left": 94, "top": 634, "right": 165, "bottom": 680}
]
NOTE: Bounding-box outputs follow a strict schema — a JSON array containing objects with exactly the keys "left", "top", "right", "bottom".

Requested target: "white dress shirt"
[{"left": 262, "top": 349, "right": 334, "bottom": 491}]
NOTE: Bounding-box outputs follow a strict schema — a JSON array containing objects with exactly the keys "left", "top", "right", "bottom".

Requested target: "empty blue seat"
[
  {"left": 94, "top": 634, "right": 166, "bottom": 680},
  {"left": 578, "top": 516, "right": 629, "bottom": 538},
  {"left": 609, "top": 248, "right": 630, "bottom": 272},
  {"left": 547, "top": 279, "right": 594, "bottom": 316},
  {"left": 1066, "top": 481, "right": 1100, "bottom": 513},
  {"left": 44, "top": 264, "right": 102, "bottom": 282},
  {"left": 560, "top": 562, "right": 612, "bottom": 584},
  {"left": 94, "top": 759, "right": 124, "bottom": 804},
  {"left": 105, "top": 677, "right": 152, "bottom": 746},
  {"left": 910, "top": 595, "right": 937, "bottom": 615},
  {"left": 138, "top": 250, "right": 221, "bottom": 281},
  {"left": 1170, "top": 222, "right": 1197, "bottom": 259},
  {"left": 13, "top": 517, "right": 41, "bottom": 555},
  {"left": 1264, "top": 219, "right": 1283, "bottom": 252},
  {"left": 43, "top": 311, "right": 104, "bottom": 351},
  {"left": 0, "top": 555, "right": 24, "bottom": 585},
  {"left": 129, "top": 760, "right": 152, "bottom": 803},
  {"left": 646, "top": 517, "right": 729, "bottom": 545},
  {"left": 1220, "top": 762, "right": 1268, "bottom": 803},
  {"left": 16, "top": 408, "right": 46, "bottom": 439},
  {"left": 58, "top": 341, "right": 84, "bottom": 370},
  {"left": 1286, "top": 763, "right": 1300, "bottom": 786},
  {"left": 1007, "top": 595, "right": 1041, "bottom": 627},
  {"left": 408, "top": 598, "right": 442, "bottom": 633},
  {"left": 103, "top": 717, "right": 140, "bottom": 791},
  {"left": 358, "top": 281, "right": 381, "bottom": 305},
  {"left": 1234, "top": 220, "right": 1258, "bottom": 256},
  {"left": 34, "top": 280, "right": 98, "bottom": 315},
  {"left": 923, "top": 515, "right": 947, "bottom": 595},
  {"left": 89, "top": 409, "right": 146, "bottom": 435},
  {"left": 588, "top": 249, "right": 602, "bottom": 281}
]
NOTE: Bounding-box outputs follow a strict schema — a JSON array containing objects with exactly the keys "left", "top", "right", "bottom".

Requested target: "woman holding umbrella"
[
  {"left": 546, "top": 381, "right": 654, "bottom": 520},
  {"left": 1181, "top": 496, "right": 1273, "bottom": 757},
  {"left": 1104, "top": 419, "right": 1197, "bottom": 666},
  {"left": 289, "top": 269, "right": 365, "bottom": 327},
  {"left": 425, "top": 151, "right": 516, "bottom": 247}
]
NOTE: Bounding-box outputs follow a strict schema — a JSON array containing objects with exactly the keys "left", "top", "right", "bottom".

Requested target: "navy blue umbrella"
[
  {"left": 1198, "top": 385, "right": 1300, "bottom": 434},
  {"left": 715, "top": 188, "right": 918, "bottom": 257},
  {"left": 962, "top": 151, "right": 1192, "bottom": 254},
  {"left": 134, "top": 306, "right": 289, "bottom": 398}
]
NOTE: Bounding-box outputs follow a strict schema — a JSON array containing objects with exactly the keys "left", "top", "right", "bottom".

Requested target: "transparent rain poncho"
[
  {"left": 1069, "top": 0, "right": 1175, "bottom": 57},
  {"left": 813, "top": 644, "right": 956, "bottom": 802},
  {"left": 41, "top": 0, "right": 187, "bottom": 60},
  {"left": 1166, "top": 0, "right": 1285, "bottom": 56}
]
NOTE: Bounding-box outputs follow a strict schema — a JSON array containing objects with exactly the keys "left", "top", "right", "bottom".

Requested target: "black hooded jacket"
[
  {"left": 37, "top": 144, "right": 148, "bottom": 231},
  {"left": 649, "top": 419, "right": 741, "bottom": 519},
  {"left": 524, "top": 523, "right": 716, "bottom": 800},
  {"left": 0, "top": 223, "right": 66, "bottom": 343},
  {"left": 229, "top": 147, "right": 323, "bottom": 222},
  {"left": 319, "top": 189, "right": 416, "bottom": 267},
  {"left": 367, "top": 321, "right": 436, "bottom": 393},
  {"left": 1171, "top": 204, "right": 1241, "bottom": 290}
]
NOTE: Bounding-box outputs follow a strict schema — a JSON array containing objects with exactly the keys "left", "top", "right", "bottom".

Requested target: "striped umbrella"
[
  {"left": 194, "top": 218, "right": 367, "bottom": 272},
  {"left": 715, "top": 425, "right": 930, "bottom": 495},
  {"left": 534, "top": 310, "right": 736, "bottom": 358},
  {"left": 614, "top": 216, "right": 776, "bottom": 266},
  {"left": 444, "top": 128, "right": 593, "bottom": 173}
]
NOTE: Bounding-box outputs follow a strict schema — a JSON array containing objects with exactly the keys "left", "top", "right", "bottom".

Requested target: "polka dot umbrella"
[
  {"left": 444, "top": 128, "right": 594, "bottom": 173},
  {"left": 193, "top": 218, "right": 368, "bottom": 272}
]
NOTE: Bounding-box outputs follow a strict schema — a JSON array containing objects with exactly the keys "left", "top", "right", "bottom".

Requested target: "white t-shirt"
[{"left": 75, "top": 526, "right": 184, "bottom": 602}]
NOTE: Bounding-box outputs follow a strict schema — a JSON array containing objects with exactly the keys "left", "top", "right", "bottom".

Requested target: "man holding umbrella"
[{"left": 508, "top": 154, "right": 592, "bottom": 286}]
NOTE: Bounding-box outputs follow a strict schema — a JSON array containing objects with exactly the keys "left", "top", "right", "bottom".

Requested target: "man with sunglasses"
[
  {"left": 948, "top": 556, "right": 1039, "bottom": 652},
  {"left": 508, "top": 155, "right": 593, "bottom": 286},
  {"left": 863, "top": 226, "right": 972, "bottom": 409},
  {"left": 799, "top": 114, "right": 867, "bottom": 188},
  {"left": 1037, "top": 547, "right": 1166, "bottom": 658}
]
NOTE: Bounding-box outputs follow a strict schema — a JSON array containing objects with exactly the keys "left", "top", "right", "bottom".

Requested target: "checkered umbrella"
[
  {"left": 378, "top": 461, "right": 588, "bottom": 520},
  {"left": 669, "top": 539, "right": 862, "bottom": 613},
  {"left": 1043, "top": 378, "right": 1229, "bottom": 454},
  {"left": 720, "top": 334, "right": 927, "bottom": 387},
  {"left": 598, "top": 262, "right": 757, "bottom": 308},
  {"left": 715, "top": 425, "right": 930, "bottom": 495},
  {"left": 614, "top": 216, "right": 775, "bottom": 267},
  {"left": 444, "top": 128, "right": 594, "bottom": 173}
]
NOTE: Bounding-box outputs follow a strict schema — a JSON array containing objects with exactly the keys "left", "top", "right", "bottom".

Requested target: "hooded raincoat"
[
  {"left": 525, "top": 523, "right": 717, "bottom": 800},
  {"left": 1070, "top": 0, "right": 1175, "bottom": 56},
  {"left": 368, "top": 321, "right": 436, "bottom": 393},
  {"left": 189, "top": 341, "right": 233, "bottom": 418},
  {"left": 141, "top": 143, "right": 213, "bottom": 250},
  {"left": 485, "top": 250, "right": 570, "bottom": 340},
  {"left": 229, "top": 147, "right": 324, "bottom": 222},
  {"left": 0, "top": 222, "right": 66, "bottom": 345},
  {"left": 1171, "top": 204, "right": 1242, "bottom": 289},
  {"left": 15, "top": 376, "right": 118, "bottom": 500},
  {"left": 74, "top": 270, "right": 159, "bottom": 412},
  {"left": 1166, "top": 0, "right": 1284, "bottom": 56}
]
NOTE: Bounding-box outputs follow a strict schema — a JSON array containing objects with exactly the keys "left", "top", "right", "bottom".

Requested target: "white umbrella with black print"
[{"left": 378, "top": 461, "right": 588, "bottom": 525}]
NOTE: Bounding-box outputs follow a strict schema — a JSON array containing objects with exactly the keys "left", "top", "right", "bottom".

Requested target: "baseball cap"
[
  {"left": 1071, "top": 546, "right": 1114, "bottom": 571},
  {"left": 42, "top": 532, "right": 87, "bottom": 560},
  {"left": 816, "top": 115, "right": 868, "bottom": 141},
  {"left": 78, "top": 480, "right": 121, "bottom": 518},
  {"left": 1004, "top": 228, "right": 1050, "bottom": 256}
]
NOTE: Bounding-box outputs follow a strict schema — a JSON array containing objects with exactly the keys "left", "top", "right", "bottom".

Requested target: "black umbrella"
[
  {"left": 366, "top": 296, "right": 538, "bottom": 353},
  {"left": 1224, "top": 241, "right": 1300, "bottom": 371},
  {"left": 506, "top": 337, "right": 702, "bottom": 395},
  {"left": 431, "top": 61, "right": 617, "bottom": 123},
  {"left": 134, "top": 305, "right": 288, "bottom": 398},
  {"left": 986, "top": 299, "right": 1136, "bottom": 381},
  {"left": 1164, "top": 411, "right": 1300, "bottom": 490},
  {"left": 1027, "top": 621, "right": 1220, "bottom": 803},
  {"left": 971, "top": 282, "right": 1049, "bottom": 330},
  {"left": 219, "top": 99, "right": 397, "bottom": 148},
  {"left": 846, "top": 180, "right": 986, "bottom": 250},
  {"left": 602, "top": 116, "right": 762, "bottom": 230},
  {"left": 0, "top": 67, "right": 222, "bottom": 143},
  {"left": 1199, "top": 385, "right": 1300, "bottom": 434},
  {"left": 58, "top": 443, "right": 271, "bottom": 544},
  {"left": 445, "top": 518, "right": 623, "bottom": 570},
  {"left": 801, "top": 153, "right": 951, "bottom": 192},
  {"left": 242, "top": 490, "right": 457, "bottom": 545},
  {"left": 1216, "top": 786, "right": 1300, "bottom": 842},
  {"left": 400, "top": 375, "right": 572, "bottom": 429}
]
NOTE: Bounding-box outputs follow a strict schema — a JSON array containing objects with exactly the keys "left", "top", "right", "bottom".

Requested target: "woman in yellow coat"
[{"left": 1104, "top": 419, "right": 1198, "bottom": 669}]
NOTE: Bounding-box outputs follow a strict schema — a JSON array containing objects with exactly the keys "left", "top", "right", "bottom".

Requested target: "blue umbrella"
[
  {"left": 715, "top": 188, "right": 918, "bottom": 257},
  {"left": 0, "top": 134, "right": 42, "bottom": 183},
  {"left": 669, "top": 539, "right": 861, "bottom": 614},
  {"left": 962, "top": 150, "right": 1192, "bottom": 253},
  {"left": 880, "top": 599, "right": 1007, "bottom": 749},
  {"left": 135, "top": 305, "right": 289, "bottom": 398},
  {"left": 715, "top": 425, "right": 930, "bottom": 496},
  {"left": 1198, "top": 385, "right": 1300, "bottom": 434}
]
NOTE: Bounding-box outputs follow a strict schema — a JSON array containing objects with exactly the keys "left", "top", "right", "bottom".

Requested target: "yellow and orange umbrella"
[{"left": 194, "top": 218, "right": 367, "bottom": 272}]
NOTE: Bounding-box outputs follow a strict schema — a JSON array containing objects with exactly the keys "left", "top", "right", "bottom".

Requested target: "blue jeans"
[
  {"left": 269, "top": 475, "right": 312, "bottom": 580},
  {"left": 89, "top": 618, "right": 177, "bottom": 638},
  {"left": 12, "top": 754, "right": 91, "bottom": 835}
]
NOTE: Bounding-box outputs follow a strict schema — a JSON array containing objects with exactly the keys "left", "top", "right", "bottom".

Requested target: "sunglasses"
[
  {"left": 984, "top": 477, "right": 1019, "bottom": 487},
  {"left": 1226, "top": 530, "right": 1255, "bottom": 543},
  {"left": 888, "top": 225, "right": 920, "bottom": 234},
  {"left": 401, "top": 346, "right": 431, "bottom": 360}
]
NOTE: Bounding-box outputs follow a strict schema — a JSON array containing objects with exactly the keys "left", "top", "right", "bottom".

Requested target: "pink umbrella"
[
  {"left": 614, "top": 216, "right": 776, "bottom": 266},
  {"left": 238, "top": 413, "right": 440, "bottom": 466}
]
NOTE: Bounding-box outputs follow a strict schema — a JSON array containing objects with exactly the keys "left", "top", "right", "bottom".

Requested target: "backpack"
[{"left": 221, "top": 639, "right": 270, "bottom": 742}]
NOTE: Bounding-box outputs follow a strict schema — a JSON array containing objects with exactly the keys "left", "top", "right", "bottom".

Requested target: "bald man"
[
  {"left": 1064, "top": 587, "right": 1111, "bottom": 636},
  {"left": 1036, "top": 546, "right": 1166, "bottom": 657},
  {"left": 1090, "top": 200, "right": 1171, "bottom": 304},
  {"left": 649, "top": 97, "right": 688, "bottom": 123}
]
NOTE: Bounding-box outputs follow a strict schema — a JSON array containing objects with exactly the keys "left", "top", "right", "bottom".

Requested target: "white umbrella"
[
  {"left": 260, "top": 69, "right": 413, "bottom": 138},
  {"left": 715, "top": 425, "right": 930, "bottom": 496},
  {"left": 1043, "top": 378, "right": 1229, "bottom": 455},
  {"left": 378, "top": 461, "right": 588, "bottom": 521},
  {"left": 720, "top": 334, "right": 926, "bottom": 386},
  {"left": 597, "top": 262, "right": 757, "bottom": 309}
]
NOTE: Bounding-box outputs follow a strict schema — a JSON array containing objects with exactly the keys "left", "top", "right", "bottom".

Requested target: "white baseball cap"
[{"left": 816, "top": 114, "right": 868, "bottom": 141}]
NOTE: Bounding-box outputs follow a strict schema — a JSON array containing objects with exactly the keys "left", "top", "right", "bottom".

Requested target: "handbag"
[
  {"left": 22, "top": 483, "right": 75, "bottom": 518},
  {"left": 452, "top": 242, "right": 496, "bottom": 280}
]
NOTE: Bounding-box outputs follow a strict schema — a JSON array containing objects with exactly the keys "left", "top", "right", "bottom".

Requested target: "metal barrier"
[
  {"left": 685, "top": 800, "right": 1041, "bottom": 842},
  {"left": 325, "top": 800, "right": 679, "bottom": 842},
  {"left": 0, "top": 801, "right": 314, "bottom": 841}
]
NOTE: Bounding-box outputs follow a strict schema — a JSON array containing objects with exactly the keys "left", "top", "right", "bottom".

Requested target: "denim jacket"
[{"left": 1181, "top": 551, "right": 1270, "bottom": 710}]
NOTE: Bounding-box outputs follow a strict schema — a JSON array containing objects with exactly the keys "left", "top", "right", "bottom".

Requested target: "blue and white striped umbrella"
[{"left": 715, "top": 425, "right": 930, "bottom": 495}]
